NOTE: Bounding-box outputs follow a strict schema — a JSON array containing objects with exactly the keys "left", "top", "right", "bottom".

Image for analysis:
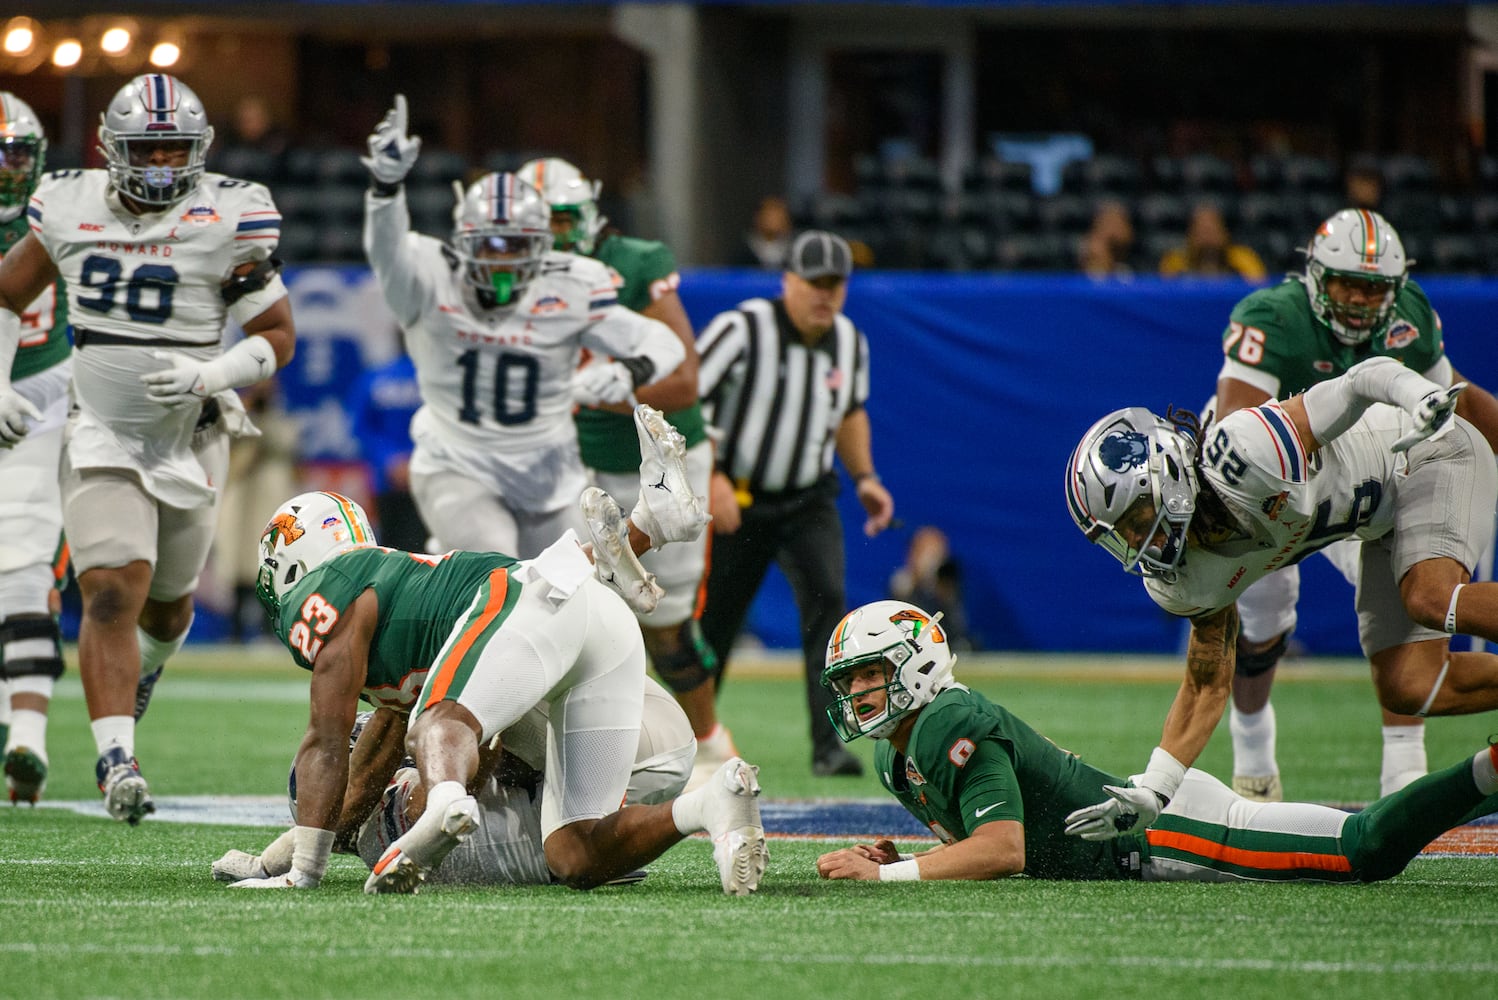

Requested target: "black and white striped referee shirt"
[{"left": 696, "top": 297, "right": 871, "bottom": 495}]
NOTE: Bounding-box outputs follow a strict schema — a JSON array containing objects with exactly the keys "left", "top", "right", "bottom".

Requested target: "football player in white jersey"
[
  {"left": 1064, "top": 357, "right": 1498, "bottom": 840},
  {"left": 360, "top": 96, "right": 686, "bottom": 559},
  {"left": 0, "top": 74, "right": 296, "bottom": 824}
]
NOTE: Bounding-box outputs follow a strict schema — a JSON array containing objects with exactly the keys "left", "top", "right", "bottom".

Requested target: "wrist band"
[
  {"left": 896, "top": 852, "right": 915, "bottom": 862},
  {"left": 878, "top": 859, "right": 920, "bottom": 881}
]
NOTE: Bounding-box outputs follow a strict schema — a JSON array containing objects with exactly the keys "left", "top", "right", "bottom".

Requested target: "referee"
[{"left": 696, "top": 230, "right": 895, "bottom": 777}]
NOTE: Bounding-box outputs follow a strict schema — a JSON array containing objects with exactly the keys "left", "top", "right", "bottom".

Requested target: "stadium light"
[
  {"left": 148, "top": 41, "right": 179, "bottom": 67},
  {"left": 3, "top": 17, "right": 37, "bottom": 56},
  {"left": 52, "top": 39, "right": 82, "bottom": 68},
  {"left": 100, "top": 27, "right": 132, "bottom": 56}
]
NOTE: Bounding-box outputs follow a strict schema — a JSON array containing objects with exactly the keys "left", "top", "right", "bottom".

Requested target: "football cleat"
[
  {"left": 363, "top": 793, "right": 480, "bottom": 894},
  {"left": 581, "top": 486, "right": 664, "bottom": 614},
  {"left": 95, "top": 747, "right": 155, "bottom": 825},
  {"left": 630, "top": 405, "right": 710, "bottom": 548},
  {"left": 1231, "top": 773, "right": 1283, "bottom": 803},
  {"left": 134, "top": 666, "right": 164, "bottom": 722},
  {"left": 701, "top": 756, "right": 767, "bottom": 896},
  {"left": 4, "top": 746, "right": 47, "bottom": 805}
]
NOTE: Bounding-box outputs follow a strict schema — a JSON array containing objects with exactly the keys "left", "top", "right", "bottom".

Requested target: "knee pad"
[
  {"left": 1235, "top": 630, "right": 1288, "bottom": 679},
  {"left": 1, "top": 614, "right": 65, "bottom": 681},
  {"left": 651, "top": 619, "right": 719, "bottom": 694}
]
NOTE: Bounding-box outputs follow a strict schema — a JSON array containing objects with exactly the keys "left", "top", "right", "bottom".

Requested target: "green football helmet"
[{"left": 822, "top": 600, "right": 956, "bottom": 742}]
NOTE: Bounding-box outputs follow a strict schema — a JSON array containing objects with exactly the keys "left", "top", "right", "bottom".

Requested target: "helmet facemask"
[
  {"left": 452, "top": 173, "right": 551, "bottom": 308},
  {"left": 822, "top": 602, "right": 956, "bottom": 742},
  {"left": 97, "top": 75, "right": 214, "bottom": 209}
]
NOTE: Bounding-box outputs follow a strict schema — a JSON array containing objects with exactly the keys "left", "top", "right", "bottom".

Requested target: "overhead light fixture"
[
  {"left": 100, "top": 27, "right": 132, "bottom": 56},
  {"left": 3, "top": 17, "right": 37, "bottom": 56},
  {"left": 52, "top": 39, "right": 82, "bottom": 68},
  {"left": 148, "top": 41, "right": 179, "bottom": 68}
]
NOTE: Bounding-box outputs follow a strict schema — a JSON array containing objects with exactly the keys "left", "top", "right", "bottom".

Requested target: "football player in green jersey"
[
  {"left": 223, "top": 407, "right": 767, "bottom": 896},
  {"left": 518, "top": 157, "right": 735, "bottom": 789},
  {"left": 1214, "top": 209, "right": 1498, "bottom": 803},
  {"left": 815, "top": 599, "right": 1498, "bottom": 884},
  {"left": 0, "top": 93, "right": 70, "bottom": 806}
]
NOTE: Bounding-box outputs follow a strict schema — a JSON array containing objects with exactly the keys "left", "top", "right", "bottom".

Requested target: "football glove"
[
  {"left": 211, "top": 849, "right": 270, "bottom": 883},
  {"left": 570, "top": 360, "right": 636, "bottom": 407},
  {"left": 229, "top": 867, "right": 320, "bottom": 889},
  {"left": 1393, "top": 382, "right": 1465, "bottom": 453},
  {"left": 361, "top": 94, "right": 422, "bottom": 187},
  {"left": 1063, "top": 783, "right": 1165, "bottom": 841},
  {"left": 0, "top": 388, "right": 41, "bottom": 446}
]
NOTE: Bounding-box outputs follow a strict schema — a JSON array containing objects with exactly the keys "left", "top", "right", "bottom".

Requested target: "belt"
[{"left": 75, "top": 327, "right": 218, "bottom": 350}]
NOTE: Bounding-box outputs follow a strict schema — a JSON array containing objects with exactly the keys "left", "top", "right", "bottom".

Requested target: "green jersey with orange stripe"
[
  {"left": 874, "top": 686, "right": 1143, "bottom": 880},
  {"left": 2, "top": 211, "right": 70, "bottom": 382},
  {"left": 575, "top": 232, "right": 707, "bottom": 473},
  {"left": 1218, "top": 276, "right": 1445, "bottom": 400},
  {"left": 274, "top": 546, "right": 521, "bottom": 713}
]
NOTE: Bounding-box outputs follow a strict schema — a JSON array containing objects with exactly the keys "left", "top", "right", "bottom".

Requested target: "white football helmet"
[
  {"left": 255, "top": 491, "right": 376, "bottom": 617},
  {"left": 516, "top": 157, "right": 606, "bottom": 254},
  {"left": 0, "top": 93, "right": 46, "bottom": 219},
  {"left": 1066, "top": 406, "right": 1200, "bottom": 582},
  {"left": 451, "top": 172, "right": 552, "bottom": 307},
  {"left": 1304, "top": 208, "right": 1408, "bottom": 346},
  {"left": 97, "top": 73, "right": 214, "bottom": 208},
  {"left": 821, "top": 600, "right": 957, "bottom": 741}
]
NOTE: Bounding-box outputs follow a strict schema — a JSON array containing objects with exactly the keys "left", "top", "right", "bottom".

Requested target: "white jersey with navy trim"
[
  {"left": 364, "top": 190, "right": 682, "bottom": 486},
  {"left": 27, "top": 169, "right": 281, "bottom": 507},
  {"left": 1145, "top": 401, "right": 1405, "bottom": 617}
]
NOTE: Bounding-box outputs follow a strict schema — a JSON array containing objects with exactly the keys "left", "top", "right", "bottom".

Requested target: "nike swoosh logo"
[{"left": 975, "top": 802, "right": 1006, "bottom": 818}]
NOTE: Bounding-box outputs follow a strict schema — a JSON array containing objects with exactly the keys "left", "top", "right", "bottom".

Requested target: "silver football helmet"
[
  {"left": 1304, "top": 208, "right": 1408, "bottom": 346},
  {"left": 516, "top": 157, "right": 606, "bottom": 254},
  {"left": 0, "top": 93, "right": 46, "bottom": 219},
  {"left": 821, "top": 600, "right": 956, "bottom": 742},
  {"left": 1066, "top": 406, "right": 1200, "bottom": 582},
  {"left": 255, "top": 491, "right": 376, "bottom": 618},
  {"left": 451, "top": 172, "right": 552, "bottom": 307},
  {"left": 97, "top": 73, "right": 214, "bottom": 208}
]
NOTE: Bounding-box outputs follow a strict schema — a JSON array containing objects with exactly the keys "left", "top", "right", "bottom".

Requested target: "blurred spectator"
[
  {"left": 1078, "top": 200, "right": 1135, "bottom": 278},
  {"left": 222, "top": 95, "right": 288, "bottom": 158},
  {"left": 1159, "top": 202, "right": 1267, "bottom": 281},
  {"left": 732, "top": 195, "right": 795, "bottom": 270},
  {"left": 345, "top": 345, "right": 429, "bottom": 554},
  {"left": 887, "top": 526, "right": 976, "bottom": 651},
  {"left": 209, "top": 379, "right": 299, "bottom": 643},
  {"left": 1345, "top": 163, "right": 1384, "bottom": 211}
]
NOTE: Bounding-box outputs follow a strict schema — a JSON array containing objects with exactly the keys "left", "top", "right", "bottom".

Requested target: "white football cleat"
[
  {"left": 701, "top": 756, "right": 767, "bottom": 896},
  {"left": 582, "top": 486, "right": 664, "bottom": 614},
  {"left": 630, "top": 404, "right": 710, "bottom": 548},
  {"left": 95, "top": 747, "right": 155, "bottom": 825},
  {"left": 363, "top": 793, "right": 480, "bottom": 894},
  {"left": 1231, "top": 773, "right": 1283, "bottom": 803}
]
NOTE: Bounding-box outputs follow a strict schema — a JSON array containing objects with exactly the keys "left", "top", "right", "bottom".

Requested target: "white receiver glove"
[
  {"left": 211, "top": 827, "right": 295, "bottom": 883},
  {"left": 1063, "top": 784, "right": 1165, "bottom": 841},
  {"left": 0, "top": 388, "right": 41, "bottom": 447},
  {"left": 361, "top": 94, "right": 422, "bottom": 186},
  {"left": 1393, "top": 382, "right": 1465, "bottom": 453},
  {"left": 229, "top": 868, "right": 320, "bottom": 889},
  {"left": 140, "top": 335, "right": 276, "bottom": 408},
  {"left": 571, "top": 360, "right": 636, "bottom": 407}
]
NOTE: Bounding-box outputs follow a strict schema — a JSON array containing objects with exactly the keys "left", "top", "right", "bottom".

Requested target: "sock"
[
  {"left": 139, "top": 618, "right": 192, "bottom": 678},
  {"left": 91, "top": 716, "right": 135, "bottom": 759},
  {"left": 1473, "top": 741, "right": 1498, "bottom": 796},
  {"left": 671, "top": 784, "right": 707, "bottom": 836},
  {"left": 1229, "top": 703, "right": 1278, "bottom": 776},
  {"left": 7, "top": 708, "right": 48, "bottom": 761},
  {"left": 1380, "top": 724, "right": 1427, "bottom": 795}
]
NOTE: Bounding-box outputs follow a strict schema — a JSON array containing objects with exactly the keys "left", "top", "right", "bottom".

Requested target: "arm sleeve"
[
  {"left": 579, "top": 305, "right": 686, "bottom": 387},
  {"left": 1301, "top": 356, "right": 1443, "bottom": 444},
  {"left": 363, "top": 188, "right": 436, "bottom": 328}
]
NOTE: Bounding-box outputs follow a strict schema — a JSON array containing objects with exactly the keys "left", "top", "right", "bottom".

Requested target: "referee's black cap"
[{"left": 788, "top": 230, "right": 853, "bottom": 281}]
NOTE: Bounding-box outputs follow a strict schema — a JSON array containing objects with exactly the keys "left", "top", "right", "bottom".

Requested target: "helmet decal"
[{"left": 1099, "top": 429, "right": 1149, "bottom": 472}]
